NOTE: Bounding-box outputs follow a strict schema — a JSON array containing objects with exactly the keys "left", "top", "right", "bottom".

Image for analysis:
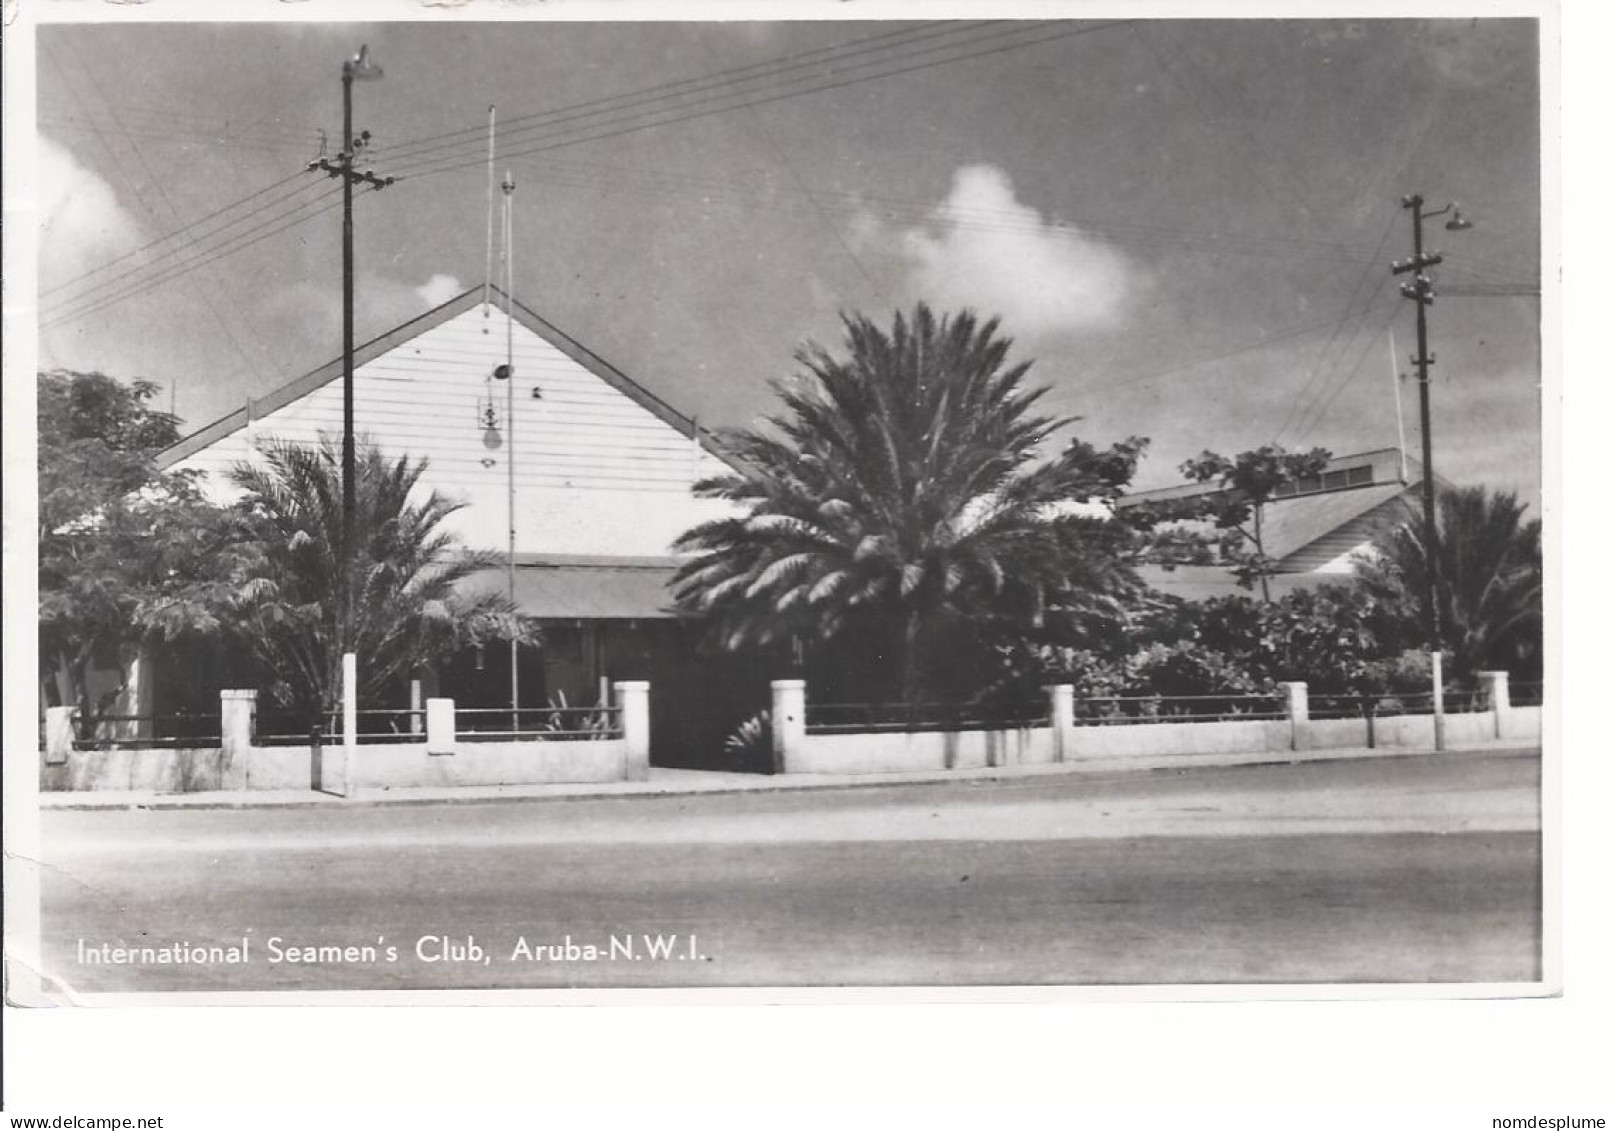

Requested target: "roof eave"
[{"left": 155, "top": 284, "right": 744, "bottom": 475}]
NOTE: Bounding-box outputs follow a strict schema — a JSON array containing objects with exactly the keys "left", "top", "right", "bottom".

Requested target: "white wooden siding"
[{"left": 174, "top": 305, "right": 737, "bottom": 557}]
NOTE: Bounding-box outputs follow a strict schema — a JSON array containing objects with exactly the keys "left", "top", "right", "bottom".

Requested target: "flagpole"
[
  {"left": 503, "top": 173, "right": 518, "bottom": 719},
  {"left": 1389, "top": 327, "right": 1409, "bottom": 485}
]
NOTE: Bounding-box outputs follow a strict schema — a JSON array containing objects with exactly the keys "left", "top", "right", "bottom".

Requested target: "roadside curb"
[{"left": 36, "top": 743, "right": 1540, "bottom": 813}]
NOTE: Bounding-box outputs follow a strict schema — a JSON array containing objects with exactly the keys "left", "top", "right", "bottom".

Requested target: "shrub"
[
  {"left": 723, "top": 710, "right": 774, "bottom": 773},
  {"left": 538, "top": 690, "right": 615, "bottom": 741}
]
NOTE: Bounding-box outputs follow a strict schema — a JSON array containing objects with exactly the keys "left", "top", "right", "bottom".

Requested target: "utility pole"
[
  {"left": 502, "top": 171, "right": 519, "bottom": 720},
  {"left": 308, "top": 45, "right": 393, "bottom": 655},
  {"left": 1391, "top": 193, "right": 1471, "bottom": 750}
]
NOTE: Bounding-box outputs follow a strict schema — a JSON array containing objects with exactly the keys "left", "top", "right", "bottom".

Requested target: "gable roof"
[
  {"left": 1263, "top": 481, "right": 1416, "bottom": 566},
  {"left": 156, "top": 285, "right": 738, "bottom": 472},
  {"left": 1117, "top": 447, "right": 1417, "bottom": 509},
  {"left": 1116, "top": 447, "right": 1451, "bottom": 573}
]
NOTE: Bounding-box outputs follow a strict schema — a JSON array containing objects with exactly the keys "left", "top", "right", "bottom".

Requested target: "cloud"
[
  {"left": 865, "top": 165, "right": 1134, "bottom": 339},
  {"left": 262, "top": 271, "right": 467, "bottom": 352},
  {"left": 415, "top": 273, "right": 464, "bottom": 307},
  {"left": 36, "top": 134, "right": 144, "bottom": 291}
]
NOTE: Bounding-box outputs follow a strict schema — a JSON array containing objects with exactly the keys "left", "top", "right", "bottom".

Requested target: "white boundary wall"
[
  {"left": 777, "top": 676, "right": 1543, "bottom": 776},
  {"left": 41, "top": 682, "right": 650, "bottom": 793},
  {"left": 789, "top": 726, "right": 1058, "bottom": 775}
]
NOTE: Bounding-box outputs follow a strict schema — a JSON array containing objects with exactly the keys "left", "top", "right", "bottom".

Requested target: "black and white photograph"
[{"left": 6, "top": 1, "right": 1557, "bottom": 1018}]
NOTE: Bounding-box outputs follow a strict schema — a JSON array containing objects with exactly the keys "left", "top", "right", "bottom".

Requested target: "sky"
[{"left": 29, "top": 15, "right": 1542, "bottom": 499}]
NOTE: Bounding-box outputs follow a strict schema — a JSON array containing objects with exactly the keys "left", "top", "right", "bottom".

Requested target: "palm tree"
[
  {"left": 672, "top": 305, "right": 1145, "bottom": 704},
  {"left": 1356, "top": 485, "right": 1542, "bottom": 682},
  {"left": 223, "top": 437, "right": 531, "bottom": 718}
]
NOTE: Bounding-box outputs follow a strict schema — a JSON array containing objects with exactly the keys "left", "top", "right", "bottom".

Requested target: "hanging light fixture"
[{"left": 478, "top": 398, "right": 502, "bottom": 450}]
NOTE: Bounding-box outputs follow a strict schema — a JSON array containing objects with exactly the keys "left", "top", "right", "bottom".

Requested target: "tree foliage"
[
  {"left": 1356, "top": 485, "right": 1543, "bottom": 682},
  {"left": 1140, "top": 444, "right": 1332, "bottom": 600},
  {"left": 37, "top": 370, "right": 245, "bottom": 717},
  {"left": 988, "top": 583, "right": 1426, "bottom": 702},
  {"left": 672, "top": 304, "right": 1148, "bottom": 703},
  {"left": 222, "top": 437, "right": 536, "bottom": 717}
]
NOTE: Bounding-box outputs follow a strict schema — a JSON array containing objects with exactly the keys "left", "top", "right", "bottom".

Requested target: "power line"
[
  {"left": 43, "top": 18, "right": 1538, "bottom": 338},
  {"left": 43, "top": 23, "right": 1134, "bottom": 326},
  {"left": 1287, "top": 296, "right": 1403, "bottom": 445},
  {"left": 1282, "top": 280, "right": 1399, "bottom": 446},
  {"left": 41, "top": 181, "right": 337, "bottom": 321},
  {"left": 1272, "top": 213, "right": 1402, "bottom": 444},
  {"left": 41, "top": 40, "right": 283, "bottom": 387},
  {"left": 43, "top": 108, "right": 322, "bottom": 146},
  {"left": 1076, "top": 315, "right": 1353, "bottom": 396},
  {"left": 54, "top": 97, "right": 326, "bottom": 140},
  {"left": 391, "top": 23, "right": 1138, "bottom": 183},
  {"left": 1438, "top": 282, "right": 1541, "bottom": 297},
  {"left": 374, "top": 20, "right": 999, "bottom": 165},
  {"left": 40, "top": 117, "right": 319, "bottom": 156},
  {"left": 1271, "top": 80, "right": 1460, "bottom": 447},
  {"left": 471, "top": 154, "right": 1445, "bottom": 270},
  {"left": 42, "top": 169, "right": 314, "bottom": 298},
  {"left": 692, "top": 26, "right": 886, "bottom": 305},
  {"left": 57, "top": 39, "right": 284, "bottom": 387},
  {"left": 40, "top": 24, "right": 1036, "bottom": 321},
  {"left": 42, "top": 187, "right": 346, "bottom": 330}
]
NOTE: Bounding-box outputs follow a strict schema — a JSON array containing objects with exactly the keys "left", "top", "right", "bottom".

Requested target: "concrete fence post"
[
  {"left": 615, "top": 681, "right": 651, "bottom": 782},
  {"left": 43, "top": 706, "right": 75, "bottom": 766},
  {"left": 219, "top": 689, "right": 256, "bottom": 790},
  {"left": 339, "top": 651, "right": 360, "bottom": 795},
  {"left": 1280, "top": 681, "right": 1309, "bottom": 752},
  {"left": 342, "top": 651, "right": 358, "bottom": 750},
  {"left": 1046, "top": 684, "right": 1075, "bottom": 762},
  {"left": 1431, "top": 650, "right": 1446, "bottom": 752},
  {"left": 771, "top": 679, "right": 807, "bottom": 775},
  {"left": 1478, "top": 670, "right": 1511, "bottom": 739},
  {"left": 426, "top": 698, "right": 456, "bottom": 755},
  {"left": 122, "top": 649, "right": 152, "bottom": 742},
  {"left": 409, "top": 678, "right": 423, "bottom": 735}
]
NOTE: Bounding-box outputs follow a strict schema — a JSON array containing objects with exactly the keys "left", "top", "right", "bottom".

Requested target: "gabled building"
[
  {"left": 1116, "top": 447, "right": 1438, "bottom": 601},
  {"left": 148, "top": 286, "right": 768, "bottom": 763}
]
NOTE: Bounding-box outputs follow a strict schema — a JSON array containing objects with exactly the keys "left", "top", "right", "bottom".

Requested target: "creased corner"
[{"left": 5, "top": 951, "right": 84, "bottom": 1008}]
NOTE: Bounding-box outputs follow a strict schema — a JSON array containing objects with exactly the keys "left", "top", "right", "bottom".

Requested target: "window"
[{"left": 1272, "top": 464, "right": 1372, "bottom": 500}]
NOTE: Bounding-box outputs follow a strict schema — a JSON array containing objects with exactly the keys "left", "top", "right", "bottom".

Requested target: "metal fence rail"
[
  {"left": 454, "top": 705, "right": 623, "bottom": 741},
  {"left": 1309, "top": 693, "right": 1416, "bottom": 721},
  {"left": 71, "top": 712, "right": 222, "bottom": 751},
  {"left": 1309, "top": 690, "right": 1491, "bottom": 720},
  {"left": 806, "top": 701, "right": 1049, "bottom": 735},
  {"left": 253, "top": 708, "right": 427, "bottom": 746},
  {"left": 1512, "top": 681, "right": 1545, "bottom": 707},
  {"left": 1070, "top": 693, "right": 1286, "bottom": 726}
]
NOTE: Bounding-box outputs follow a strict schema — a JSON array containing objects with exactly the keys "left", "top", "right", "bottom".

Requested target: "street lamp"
[
  {"left": 309, "top": 46, "right": 391, "bottom": 651},
  {"left": 1390, "top": 194, "right": 1471, "bottom": 748}
]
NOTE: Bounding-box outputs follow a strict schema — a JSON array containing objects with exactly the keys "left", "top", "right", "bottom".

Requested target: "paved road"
[{"left": 33, "top": 751, "right": 1542, "bottom": 992}]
